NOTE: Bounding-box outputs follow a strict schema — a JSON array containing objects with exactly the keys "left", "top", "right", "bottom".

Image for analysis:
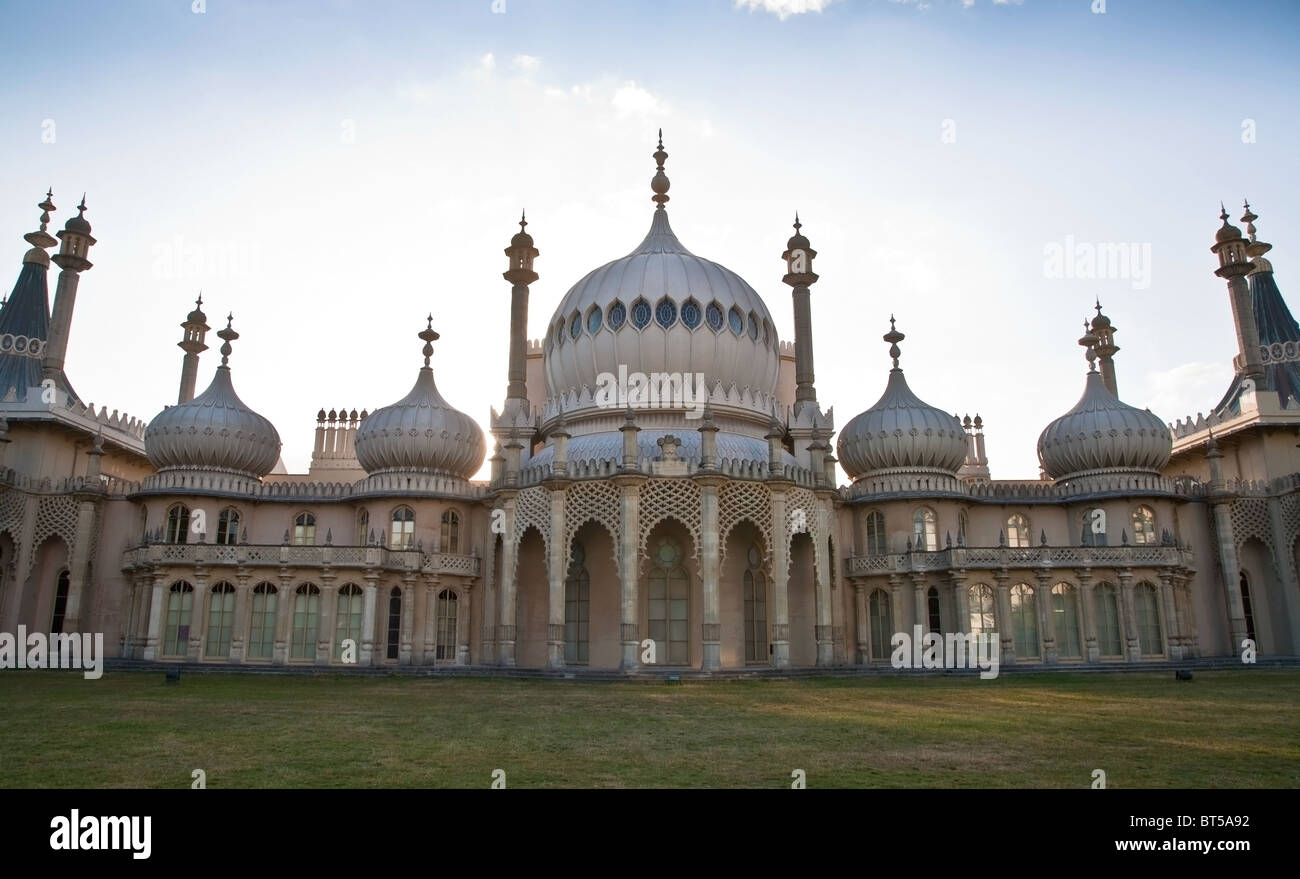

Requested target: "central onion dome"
[
  {"left": 145, "top": 316, "right": 282, "bottom": 478},
  {"left": 355, "top": 317, "right": 485, "bottom": 479},
  {"left": 543, "top": 133, "right": 780, "bottom": 413},
  {"left": 1037, "top": 323, "right": 1171, "bottom": 481},
  {"left": 836, "top": 318, "right": 967, "bottom": 480}
]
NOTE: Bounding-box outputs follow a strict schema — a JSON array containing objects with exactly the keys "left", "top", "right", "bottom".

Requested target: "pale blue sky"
[{"left": 2, "top": 0, "right": 1297, "bottom": 478}]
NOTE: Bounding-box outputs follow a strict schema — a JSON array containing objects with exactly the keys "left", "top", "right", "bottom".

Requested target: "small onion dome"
[
  {"left": 354, "top": 317, "right": 486, "bottom": 479},
  {"left": 1037, "top": 370, "right": 1171, "bottom": 481},
  {"left": 64, "top": 196, "right": 92, "bottom": 236},
  {"left": 836, "top": 318, "right": 967, "bottom": 480},
  {"left": 511, "top": 211, "right": 534, "bottom": 248},
  {"left": 786, "top": 213, "right": 810, "bottom": 251},
  {"left": 144, "top": 315, "right": 281, "bottom": 478},
  {"left": 186, "top": 294, "right": 207, "bottom": 325},
  {"left": 1215, "top": 204, "right": 1243, "bottom": 243}
]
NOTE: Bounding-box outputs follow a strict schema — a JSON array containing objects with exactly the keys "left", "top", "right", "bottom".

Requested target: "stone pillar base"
[{"left": 772, "top": 640, "right": 790, "bottom": 669}]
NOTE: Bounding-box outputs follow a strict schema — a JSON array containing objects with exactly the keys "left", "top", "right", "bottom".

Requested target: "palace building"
[{"left": 0, "top": 139, "right": 1296, "bottom": 671}]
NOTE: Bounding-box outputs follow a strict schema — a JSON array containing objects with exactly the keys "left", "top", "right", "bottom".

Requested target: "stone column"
[
  {"left": 545, "top": 484, "right": 567, "bottom": 669},
  {"left": 813, "top": 501, "right": 834, "bottom": 666},
  {"left": 316, "top": 580, "right": 336, "bottom": 665},
  {"left": 496, "top": 493, "right": 518, "bottom": 666},
  {"left": 1118, "top": 568, "right": 1140, "bottom": 662},
  {"left": 59, "top": 498, "right": 98, "bottom": 633},
  {"left": 1077, "top": 568, "right": 1099, "bottom": 663},
  {"left": 1158, "top": 570, "right": 1182, "bottom": 660},
  {"left": 912, "top": 573, "right": 928, "bottom": 634},
  {"left": 360, "top": 580, "right": 377, "bottom": 666},
  {"left": 273, "top": 573, "right": 294, "bottom": 664},
  {"left": 400, "top": 573, "right": 415, "bottom": 665},
  {"left": 1209, "top": 499, "right": 1248, "bottom": 651},
  {"left": 951, "top": 571, "right": 969, "bottom": 636},
  {"left": 994, "top": 570, "right": 1014, "bottom": 665},
  {"left": 887, "top": 573, "right": 902, "bottom": 650},
  {"left": 1034, "top": 570, "right": 1058, "bottom": 665},
  {"left": 768, "top": 485, "right": 792, "bottom": 668},
  {"left": 230, "top": 572, "right": 249, "bottom": 664},
  {"left": 698, "top": 477, "right": 723, "bottom": 671},
  {"left": 481, "top": 539, "right": 497, "bottom": 664},
  {"left": 458, "top": 584, "right": 473, "bottom": 666},
  {"left": 1266, "top": 497, "right": 1300, "bottom": 653},
  {"left": 188, "top": 573, "right": 208, "bottom": 662},
  {"left": 615, "top": 476, "right": 645, "bottom": 669},
  {"left": 142, "top": 573, "right": 166, "bottom": 661},
  {"left": 121, "top": 576, "right": 140, "bottom": 659},
  {"left": 423, "top": 576, "right": 437, "bottom": 664},
  {"left": 853, "top": 582, "right": 869, "bottom": 665}
]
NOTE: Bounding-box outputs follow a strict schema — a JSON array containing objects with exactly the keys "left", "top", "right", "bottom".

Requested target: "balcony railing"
[
  {"left": 844, "top": 544, "right": 1196, "bottom": 576},
  {"left": 121, "top": 543, "right": 481, "bottom": 577}
]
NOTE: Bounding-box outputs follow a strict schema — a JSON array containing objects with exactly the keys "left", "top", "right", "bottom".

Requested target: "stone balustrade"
[
  {"left": 844, "top": 543, "right": 1196, "bottom": 577},
  {"left": 121, "top": 542, "right": 481, "bottom": 577}
]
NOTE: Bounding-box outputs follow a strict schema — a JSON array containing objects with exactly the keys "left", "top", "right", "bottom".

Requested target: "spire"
[
  {"left": 23, "top": 189, "right": 57, "bottom": 264},
  {"left": 651, "top": 129, "right": 670, "bottom": 209},
  {"left": 419, "top": 314, "right": 440, "bottom": 367},
  {"left": 1241, "top": 199, "right": 1273, "bottom": 264},
  {"left": 884, "top": 315, "right": 905, "bottom": 369},
  {"left": 217, "top": 313, "right": 238, "bottom": 367}
]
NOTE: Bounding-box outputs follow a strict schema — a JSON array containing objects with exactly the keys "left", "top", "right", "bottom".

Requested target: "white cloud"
[
  {"left": 1143, "top": 361, "right": 1231, "bottom": 424},
  {"left": 513, "top": 54, "right": 540, "bottom": 73},
  {"left": 479, "top": 52, "right": 495, "bottom": 71},
  {"left": 611, "top": 81, "right": 669, "bottom": 119},
  {"left": 733, "top": 0, "right": 839, "bottom": 20}
]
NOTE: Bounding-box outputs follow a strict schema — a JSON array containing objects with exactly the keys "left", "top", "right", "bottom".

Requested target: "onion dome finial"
[
  {"left": 217, "top": 313, "right": 238, "bottom": 365},
  {"left": 419, "top": 313, "right": 440, "bottom": 366},
  {"left": 885, "top": 315, "right": 905, "bottom": 369},
  {"left": 651, "top": 129, "right": 670, "bottom": 209}
]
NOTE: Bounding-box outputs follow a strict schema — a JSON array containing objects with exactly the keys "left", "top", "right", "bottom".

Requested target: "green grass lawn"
[{"left": 1, "top": 669, "right": 1297, "bottom": 788}]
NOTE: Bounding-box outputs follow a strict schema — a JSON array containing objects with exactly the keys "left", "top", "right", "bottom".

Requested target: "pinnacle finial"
[
  {"left": 24, "top": 189, "right": 58, "bottom": 253},
  {"left": 1079, "top": 319, "right": 1098, "bottom": 371},
  {"left": 519, "top": 210, "right": 527, "bottom": 231},
  {"left": 217, "top": 313, "right": 238, "bottom": 365},
  {"left": 418, "top": 314, "right": 440, "bottom": 366},
  {"left": 1241, "top": 198, "right": 1258, "bottom": 242},
  {"left": 794, "top": 212, "right": 801, "bottom": 232},
  {"left": 883, "top": 315, "right": 905, "bottom": 369},
  {"left": 195, "top": 291, "right": 203, "bottom": 308},
  {"left": 651, "top": 130, "right": 670, "bottom": 209}
]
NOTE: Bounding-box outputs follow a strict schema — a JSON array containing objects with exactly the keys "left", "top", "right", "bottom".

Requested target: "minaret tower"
[
  {"left": 1212, "top": 203, "right": 1264, "bottom": 383},
  {"left": 782, "top": 213, "right": 820, "bottom": 415},
  {"left": 502, "top": 211, "right": 539, "bottom": 418},
  {"left": 177, "top": 293, "right": 210, "bottom": 404},
  {"left": 42, "top": 195, "right": 95, "bottom": 391},
  {"left": 1091, "top": 299, "right": 1120, "bottom": 397}
]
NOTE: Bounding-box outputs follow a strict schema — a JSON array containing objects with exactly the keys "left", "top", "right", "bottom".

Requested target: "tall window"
[
  {"left": 1131, "top": 506, "right": 1157, "bottom": 546},
  {"left": 913, "top": 508, "right": 938, "bottom": 552},
  {"left": 647, "top": 539, "right": 689, "bottom": 664},
  {"left": 247, "top": 583, "right": 278, "bottom": 660},
  {"left": 436, "top": 589, "right": 458, "bottom": 661},
  {"left": 50, "top": 570, "right": 71, "bottom": 634},
  {"left": 291, "top": 584, "right": 320, "bottom": 659},
  {"left": 440, "top": 510, "right": 460, "bottom": 553},
  {"left": 868, "top": 589, "right": 892, "bottom": 661},
  {"left": 335, "top": 584, "right": 363, "bottom": 660},
  {"left": 1011, "top": 583, "right": 1039, "bottom": 658},
  {"left": 357, "top": 509, "right": 370, "bottom": 546},
  {"left": 958, "top": 510, "right": 969, "bottom": 545},
  {"left": 1082, "top": 508, "right": 1108, "bottom": 546},
  {"left": 743, "top": 545, "right": 768, "bottom": 663},
  {"left": 293, "top": 513, "right": 316, "bottom": 546},
  {"left": 216, "top": 508, "right": 240, "bottom": 545},
  {"left": 386, "top": 588, "right": 402, "bottom": 661},
  {"left": 1239, "top": 572, "right": 1257, "bottom": 644},
  {"left": 926, "top": 586, "right": 942, "bottom": 634},
  {"left": 1052, "top": 583, "right": 1082, "bottom": 658},
  {"left": 1094, "top": 583, "right": 1123, "bottom": 656},
  {"left": 969, "top": 584, "right": 996, "bottom": 641},
  {"left": 1006, "top": 514, "right": 1030, "bottom": 548},
  {"left": 391, "top": 506, "right": 415, "bottom": 549},
  {"left": 1134, "top": 583, "right": 1163, "bottom": 655},
  {"left": 865, "top": 511, "right": 886, "bottom": 555},
  {"left": 205, "top": 583, "right": 236, "bottom": 657},
  {"left": 163, "top": 582, "right": 195, "bottom": 657},
  {"left": 565, "top": 543, "right": 590, "bottom": 665},
  {"left": 166, "top": 504, "right": 191, "bottom": 544}
]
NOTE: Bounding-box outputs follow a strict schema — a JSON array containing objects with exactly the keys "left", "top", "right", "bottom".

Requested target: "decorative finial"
[
  {"left": 793, "top": 212, "right": 801, "bottom": 233},
  {"left": 78, "top": 193, "right": 87, "bottom": 215},
  {"left": 217, "top": 313, "right": 238, "bottom": 366},
  {"left": 651, "top": 130, "right": 670, "bottom": 209},
  {"left": 884, "top": 315, "right": 904, "bottom": 369},
  {"left": 1241, "top": 199, "right": 1258, "bottom": 242},
  {"left": 419, "top": 314, "right": 440, "bottom": 367},
  {"left": 23, "top": 189, "right": 58, "bottom": 254},
  {"left": 1220, "top": 202, "right": 1229, "bottom": 222},
  {"left": 519, "top": 210, "right": 527, "bottom": 231},
  {"left": 1079, "top": 320, "right": 1098, "bottom": 371}
]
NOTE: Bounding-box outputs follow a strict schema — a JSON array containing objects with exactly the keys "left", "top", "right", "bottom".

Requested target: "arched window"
[
  {"left": 587, "top": 306, "right": 603, "bottom": 334},
  {"left": 440, "top": 510, "right": 460, "bottom": 554},
  {"left": 969, "top": 584, "right": 996, "bottom": 641},
  {"left": 1094, "top": 583, "right": 1123, "bottom": 657},
  {"left": 1239, "top": 572, "right": 1257, "bottom": 644},
  {"left": 565, "top": 543, "right": 590, "bottom": 665},
  {"left": 865, "top": 510, "right": 886, "bottom": 555},
  {"left": 648, "top": 539, "right": 689, "bottom": 664},
  {"left": 1011, "top": 583, "right": 1039, "bottom": 658},
  {"left": 335, "top": 584, "right": 363, "bottom": 660},
  {"left": 728, "top": 306, "right": 744, "bottom": 335},
  {"left": 608, "top": 301, "right": 626, "bottom": 330},
  {"left": 291, "top": 584, "right": 320, "bottom": 659},
  {"left": 356, "top": 508, "right": 370, "bottom": 546},
  {"left": 216, "top": 508, "right": 241, "bottom": 545},
  {"left": 386, "top": 587, "right": 402, "bottom": 661},
  {"left": 163, "top": 582, "right": 195, "bottom": 657},
  {"left": 293, "top": 513, "right": 316, "bottom": 546},
  {"left": 957, "top": 510, "right": 969, "bottom": 545},
  {"left": 743, "top": 544, "right": 767, "bottom": 663},
  {"left": 913, "top": 508, "right": 938, "bottom": 552},
  {"left": 631, "top": 299, "right": 652, "bottom": 329},
  {"left": 1006, "top": 514, "right": 1030, "bottom": 548},
  {"left": 436, "top": 589, "right": 459, "bottom": 661},
  {"left": 166, "top": 504, "right": 190, "bottom": 544},
  {"left": 247, "top": 583, "right": 278, "bottom": 660},
  {"left": 1131, "top": 506, "right": 1157, "bottom": 546},
  {"left": 655, "top": 298, "right": 678, "bottom": 328},
  {"left": 1081, "top": 508, "right": 1107, "bottom": 546},
  {"left": 205, "top": 582, "right": 236, "bottom": 657},
  {"left": 926, "top": 586, "right": 942, "bottom": 634},
  {"left": 50, "top": 570, "right": 71, "bottom": 634},
  {"left": 868, "top": 589, "right": 892, "bottom": 661},
  {"left": 1052, "top": 583, "right": 1081, "bottom": 658},
  {"left": 390, "top": 506, "right": 415, "bottom": 549},
  {"left": 1134, "top": 583, "right": 1163, "bottom": 655}
]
